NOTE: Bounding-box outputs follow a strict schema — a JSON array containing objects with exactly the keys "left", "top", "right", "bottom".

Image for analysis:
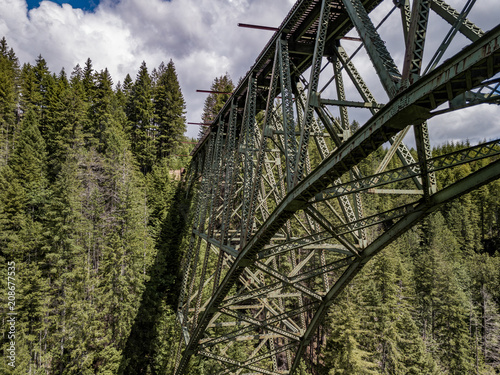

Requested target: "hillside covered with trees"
[
  {"left": 0, "top": 37, "right": 192, "bottom": 374},
  {"left": 0, "top": 35, "right": 499, "bottom": 375}
]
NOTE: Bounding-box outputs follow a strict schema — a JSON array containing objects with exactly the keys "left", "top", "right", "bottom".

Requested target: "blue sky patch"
[{"left": 26, "top": 0, "right": 99, "bottom": 11}]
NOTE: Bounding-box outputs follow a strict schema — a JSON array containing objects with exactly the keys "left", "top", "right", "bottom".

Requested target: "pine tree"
[
  {"left": 24, "top": 55, "right": 51, "bottom": 127},
  {"left": 127, "top": 61, "right": 156, "bottom": 173},
  {"left": 153, "top": 60, "right": 186, "bottom": 159},
  {"left": 200, "top": 73, "right": 234, "bottom": 138},
  {"left": 0, "top": 37, "right": 20, "bottom": 164},
  {"left": 82, "top": 57, "right": 96, "bottom": 103},
  {"left": 10, "top": 108, "right": 48, "bottom": 219},
  {"left": 468, "top": 252, "right": 500, "bottom": 372},
  {"left": 123, "top": 73, "right": 133, "bottom": 95},
  {"left": 481, "top": 289, "right": 500, "bottom": 372},
  {"left": 0, "top": 106, "right": 50, "bottom": 373},
  {"left": 68, "top": 63, "right": 91, "bottom": 148},
  {"left": 414, "top": 212, "right": 474, "bottom": 374},
  {"left": 79, "top": 105, "right": 153, "bottom": 372},
  {"left": 43, "top": 69, "right": 74, "bottom": 178},
  {"left": 90, "top": 68, "right": 116, "bottom": 151},
  {"left": 43, "top": 152, "right": 88, "bottom": 373},
  {"left": 368, "top": 244, "right": 438, "bottom": 375},
  {"left": 324, "top": 285, "right": 379, "bottom": 374}
]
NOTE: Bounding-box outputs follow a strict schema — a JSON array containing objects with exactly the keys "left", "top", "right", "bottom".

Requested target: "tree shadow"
[{"left": 119, "top": 182, "right": 193, "bottom": 374}]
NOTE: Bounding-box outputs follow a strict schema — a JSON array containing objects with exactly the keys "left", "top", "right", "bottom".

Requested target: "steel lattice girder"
[{"left": 175, "top": 0, "right": 500, "bottom": 373}]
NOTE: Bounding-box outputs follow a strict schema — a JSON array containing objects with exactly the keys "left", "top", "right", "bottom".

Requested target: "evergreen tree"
[
  {"left": 127, "top": 61, "right": 156, "bottom": 173},
  {"left": 469, "top": 252, "right": 500, "bottom": 373},
  {"left": 324, "top": 285, "right": 379, "bottom": 374},
  {"left": 0, "top": 37, "right": 19, "bottom": 164},
  {"left": 154, "top": 60, "right": 186, "bottom": 159},
  {"left": 0, "top": 106, "right": 50, "bottom": 373},
  {"left": 43, "top": 69, "right": 75, "bottom": 177},
  {"left": 414, "top": 212, "right": 474, "bottom": 374},
  {"left": 10, "top": 108, "right": 48, "bottom": 219},
  {"left": 200, "top": 73, "right": 234, "bottom": 138},
  {"left": 123, "top": 73, "right": 133, "bottom": 95},
  {"left": 364, "top": 244, "right": 437, "bottom": 375},
  {"left": 82, "top": 57, "right": 96, "bottom": 103},
  {"left": 23, "top": 55, "right": 51, "bottom": 127},
  {"left": 42, "top": 153, "right": 90, "bottom": 373},
  {"left": 90, "top": 68, "right": 115, "bottom": 150}
]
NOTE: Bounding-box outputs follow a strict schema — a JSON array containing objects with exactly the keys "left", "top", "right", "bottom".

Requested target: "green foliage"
[
  {"left": 153, "top": 60, "right": 186, "bottom": 159},
  {"left": 0, "top": 36, "right": 499, "bottom": 375},
  {"left": 324, "top": 287, "right": 379, "bottom": 375},
  {"left": 319, "top": 144, "right": 500, "bottom": 375},
  {"left": 0, "top": 37, "right": 19, "bottom": 164},
  {"left": 10, "top": 108, "right": 48, "bottom": 208},
  {"left": 200, "top": 73, "right": 234, "bottom": 138},
  {"left": 0, "top": 38, "right": 191, "bottom": 375},
  {"left": 128, "top": 61, "right": 156, "bottom": 173}
]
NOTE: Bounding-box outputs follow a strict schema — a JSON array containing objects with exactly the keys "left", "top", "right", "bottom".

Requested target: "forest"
[
  {"left": 1, "top": 34, "right": 500, "bottom": 375},
  {"left": 0, "top": 36, "right": 192, "bottom": 374}
]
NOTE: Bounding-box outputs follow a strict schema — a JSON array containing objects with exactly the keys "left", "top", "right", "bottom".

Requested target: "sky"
[
  {"left": 0, "top": 0, "right": 498, "bottom": 144},
  {"left": 26, "top": 0, "right": 99, "bottom": 11}
]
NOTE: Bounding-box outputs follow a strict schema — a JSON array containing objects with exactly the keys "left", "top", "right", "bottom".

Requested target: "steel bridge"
[{"left": 174, "top": 0, "right": 500, "bottom": 373}]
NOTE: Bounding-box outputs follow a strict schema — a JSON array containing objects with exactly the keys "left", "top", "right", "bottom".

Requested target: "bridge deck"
[{"left": 191, "top": 0, "right": 384, "bottom": 157}]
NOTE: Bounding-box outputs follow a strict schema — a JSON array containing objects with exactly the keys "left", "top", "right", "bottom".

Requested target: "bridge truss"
[{"left": 175, "top": 0, "right": 500, "bottom": 373}]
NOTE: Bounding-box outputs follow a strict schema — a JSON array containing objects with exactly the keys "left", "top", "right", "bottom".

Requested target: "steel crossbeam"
[
  {"left": 289, "top": 158, "right": 500, "bottom": 372},
  {"left": 341, "top": 0, "right": 401, "bottom": 97},
  {"left": 310, "top": 137, "right": 500, "bottom": 204},
  {"left": 175, "top": 0, "right": 500, "bottom": 373},
  {"left": 431, "top": 0, "right": 483, "bottom": 42}
]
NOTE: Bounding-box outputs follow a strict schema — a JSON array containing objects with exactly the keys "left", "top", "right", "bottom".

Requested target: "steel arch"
[{"left": 175, "top": 0, "right": 500, "bottom": 373}]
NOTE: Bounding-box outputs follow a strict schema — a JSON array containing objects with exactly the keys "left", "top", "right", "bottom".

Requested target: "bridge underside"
[{"left": 175, "top": 0, "right": 500, "bottom": 373}]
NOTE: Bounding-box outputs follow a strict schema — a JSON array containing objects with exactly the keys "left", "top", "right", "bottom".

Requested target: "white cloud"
[
  {"left": 0, "top": 0, "right": 498, "bottom": 143},
  {"left": 0, "top": 0, "right": 294, "bottom": 138}
]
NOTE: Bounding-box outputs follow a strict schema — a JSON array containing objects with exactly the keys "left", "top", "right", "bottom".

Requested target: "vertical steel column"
[
  {"left": 266, "top": 42, "right": 294, "bottom": 240},
  {"left": 402, "top": 0, "right": 437, "bottom": 198},
  {"left": 193, "top": 124, "right": 225, "bottom": 326},
  {"left": 333, "top": 58, "right": 351, "bottom": 140},
  {"left": 414, "top": 122, "right": 437, "bottom": 200},
  {"left": 177, "top": 132, "right": 216, "bottom": 337},
  {"left": 213, "top": 104, "right": 238, "bottom": 294},
  {"left": 186, "top": 132, "right": 219, "bottom": 328},
  {"left": 241, "top": 75, "right": 258, "bottom": 246},
  {"left": 277, "top": 38, "right": 298, "bottom": 191},
  {"left": 396, "top": 0, "right": 412, "bottom": 43},
  {"left": 294, "top": 0, "right": 332, "bottom": 184}
]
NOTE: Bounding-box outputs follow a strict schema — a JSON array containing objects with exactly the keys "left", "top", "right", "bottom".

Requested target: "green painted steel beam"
[
  {"left": 311, "top": 138, "right": 500, "bottom": 202},
  {"left": 175, "top": 25, "right": 500, "bottom": 374},
  {"left": 341, "top": 0, "right": 401, "bottom": 97},
  {"left": 289, "top": 157, "right": 500, "bottom": 373},
  {"left": 321, "top": 97, "right": 385, "bottom": 108},
  {"left": 177, "top": 0, "right": 500, "bottom": 371},
  {"left": 430, "top": 0, "right": 484, "bottom": 42}
]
